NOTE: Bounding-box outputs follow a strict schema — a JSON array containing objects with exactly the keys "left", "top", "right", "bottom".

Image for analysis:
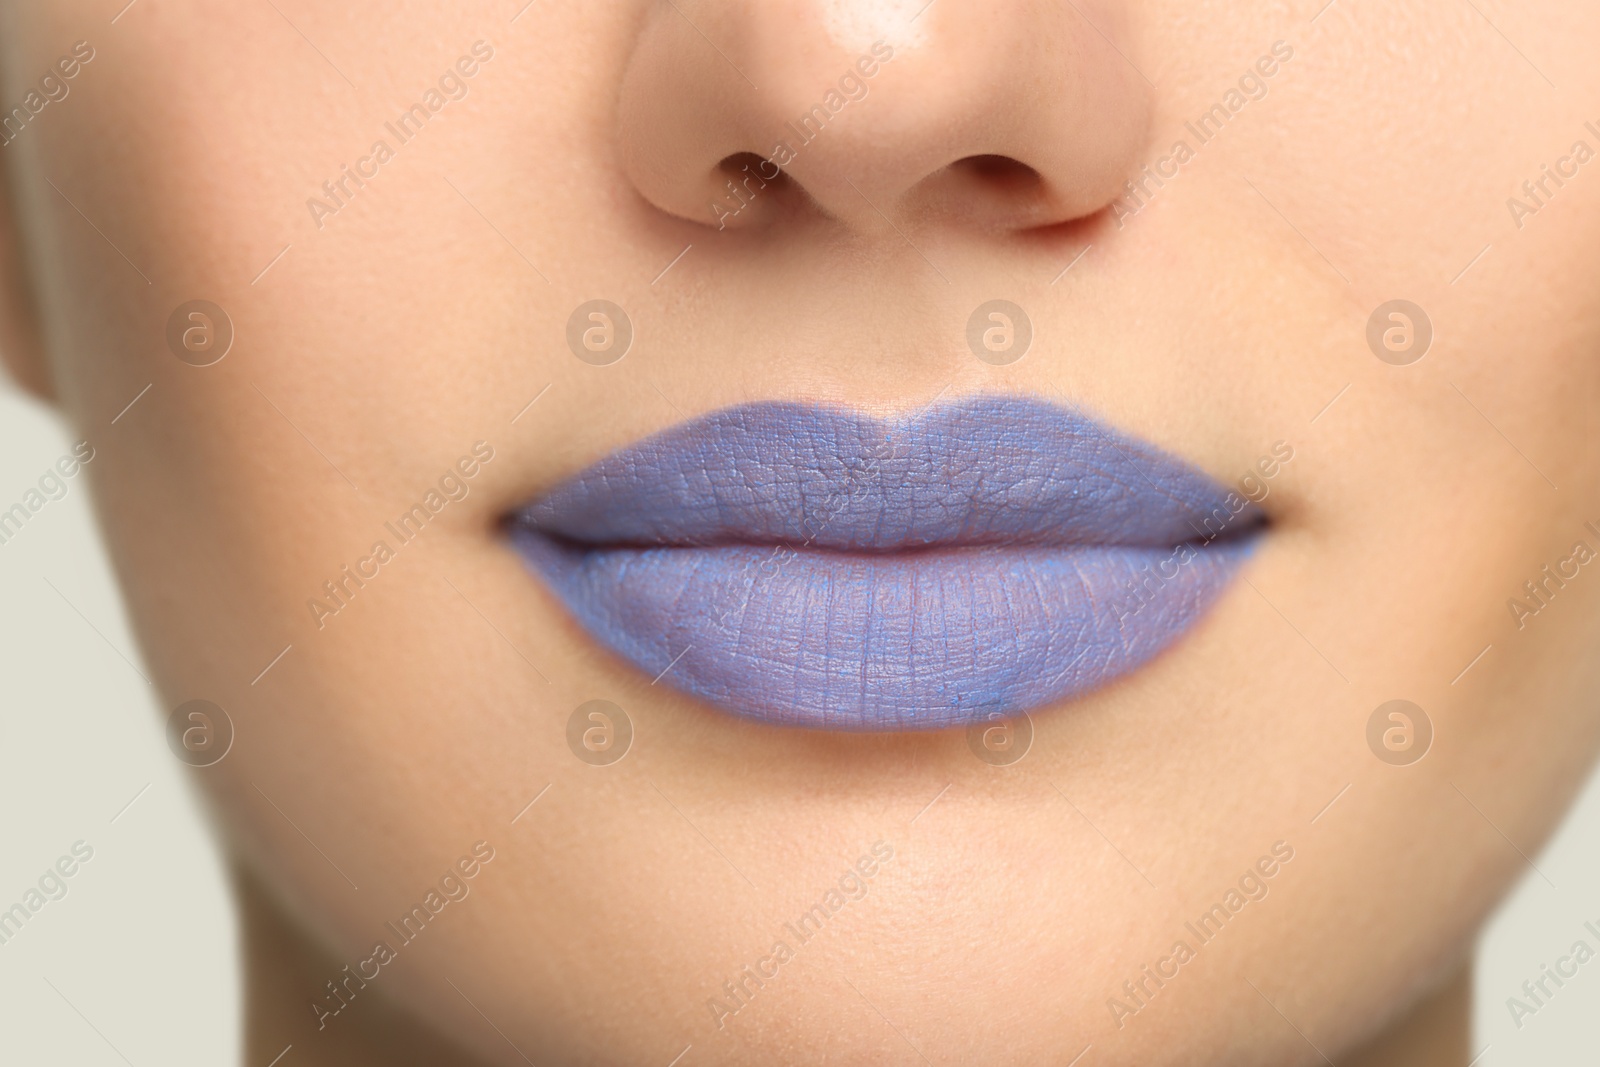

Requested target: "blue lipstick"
[{"left": 509, "top": 395, "right": 1263, "bottom": 730}]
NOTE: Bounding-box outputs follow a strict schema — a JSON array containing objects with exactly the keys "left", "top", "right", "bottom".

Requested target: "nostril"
[
  {"left": 716, "top": 151, "right": 790, "bottom": 187},
  {"left": 710, "top": 152, "right": 796, "bottom": 229},
  {"left": 949, "top": 154, "right": 1044, "bottom": 195},
  {"left": 919, "top": 154, "right": 1070, "bottom": 231}
]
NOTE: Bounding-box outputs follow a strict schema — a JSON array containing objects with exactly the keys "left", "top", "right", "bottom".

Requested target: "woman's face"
[{"left": 4, "top": 0, "right": 1599, "bottom": 1062}]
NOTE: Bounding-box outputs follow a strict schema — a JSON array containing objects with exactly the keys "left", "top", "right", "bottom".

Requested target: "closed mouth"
[{"left": 507, "top": 394, "right": 1263, "bottom": 731}]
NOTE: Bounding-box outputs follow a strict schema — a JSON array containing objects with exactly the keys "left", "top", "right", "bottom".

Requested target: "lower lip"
[{"left": 511, "top": 531, "right": 1255, "bottom": 731}]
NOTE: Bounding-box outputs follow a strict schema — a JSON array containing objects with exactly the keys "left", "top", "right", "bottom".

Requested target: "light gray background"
[{"left": 0, "top": 379, "right": 1595, "bottom": 1064}]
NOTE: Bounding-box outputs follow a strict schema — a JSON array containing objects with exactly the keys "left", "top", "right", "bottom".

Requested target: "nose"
[{"left": 616, "top": 0, "right": 1151, "bottom": 234}]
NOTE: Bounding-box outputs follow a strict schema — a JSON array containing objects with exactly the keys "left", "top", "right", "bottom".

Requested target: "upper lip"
[{"left": 513, "top": 395, "right": 1262, "bottom": 552}]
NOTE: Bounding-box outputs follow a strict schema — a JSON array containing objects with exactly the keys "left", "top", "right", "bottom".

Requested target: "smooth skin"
[{"left": 2, "top": 1, "right": 1599, "bottom": 1064}]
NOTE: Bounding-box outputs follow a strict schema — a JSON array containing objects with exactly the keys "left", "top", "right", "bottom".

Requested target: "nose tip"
[{"left": 617, "top": 0, "right": 1152, "bottom": 235}]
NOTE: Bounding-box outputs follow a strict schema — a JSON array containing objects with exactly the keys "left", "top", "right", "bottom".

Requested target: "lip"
[{"left": 508, "top": 395, "right": 1263, "bottom": 731}]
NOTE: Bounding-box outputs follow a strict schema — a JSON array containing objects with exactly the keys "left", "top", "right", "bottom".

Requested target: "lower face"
[{"left": 8, "top": 1, "right": 1600, "bottom": 1063}]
